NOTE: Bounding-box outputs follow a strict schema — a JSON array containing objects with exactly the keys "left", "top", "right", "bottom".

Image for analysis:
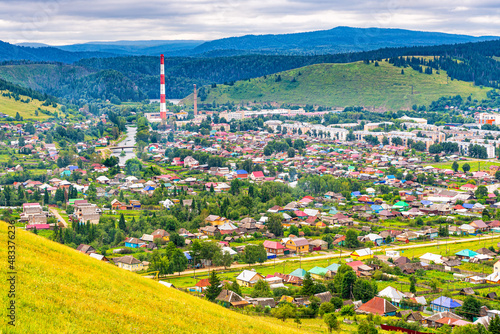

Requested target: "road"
[
  {"left": 49, "top": 207, "right": 68, "bottom": 228},
  {"left": 157, "top": 234, "right": 500, "bottom": 279}
]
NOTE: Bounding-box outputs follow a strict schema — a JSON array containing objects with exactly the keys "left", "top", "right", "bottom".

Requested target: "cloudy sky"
[{"left": 2, "top": 0, "right": 500, "bottom": 45}]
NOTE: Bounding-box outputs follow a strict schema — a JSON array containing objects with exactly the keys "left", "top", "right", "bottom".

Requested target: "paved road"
[
  {"left": 158, "top": 234, "right": 500, "bottom": 279},
  {"left": 49, "top": 207, "right": 68, "bottom": 228}
]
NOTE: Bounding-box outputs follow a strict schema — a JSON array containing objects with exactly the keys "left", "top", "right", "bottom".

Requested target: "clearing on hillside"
[{"left": 184, "top": 60, "right": 489, "bottom": 111}]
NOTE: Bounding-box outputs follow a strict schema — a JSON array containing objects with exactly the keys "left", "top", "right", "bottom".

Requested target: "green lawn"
[{"left": 431, "top": 160, "right": 500, "bottom": 172}]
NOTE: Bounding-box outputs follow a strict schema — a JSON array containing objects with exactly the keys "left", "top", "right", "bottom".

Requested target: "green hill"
[
  {"left": 0, "top": 222, "right": 306, "bottom": 334},
  {"left": 0, "top": 64, "right": 146, "bottom": 102},
  {"left": 187, "top": 60, "right": 490, "bottom": 110},
  {"left": 0, "top": 90, "right": 59, "bottom": 120}
]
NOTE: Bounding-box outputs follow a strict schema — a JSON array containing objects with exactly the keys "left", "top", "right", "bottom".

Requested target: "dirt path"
[
  {"left": 158, "top": 234, "right": 500, "bottom": 279},
  {"left": 49, "top": 207, "right": 68, "bottom": 228}
]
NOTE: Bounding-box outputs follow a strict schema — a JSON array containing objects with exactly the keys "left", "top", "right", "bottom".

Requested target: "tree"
[
  {"left": 345, "top": 229, "right": 359, "bottom": 248},
  {"left": 318, "top": 302, "right": 335, "bottom": 317},
  {"left": 340, "top": 305, "right": 355, "bottom": 316},
  {"left": 462, "top": 163, "right": 471, "bottom": 173},
  {"left": 341, "top": 270, "right": 357, "bottom": 299},
  {"left": 267, "top": 213, "right": 284, "bottom": 237},
  {"left": 251, "top": 280, "right": 272, "bottom": 297},
  {"left": 301, "top": 273, "right": 315, "bottom": 295},
  {"left": 170, "top": 233, "right": 185, "bottom": 247},
  {"left": 457, "top": 296, "right": 481, "bottom": 321},
  {"left": 221, "top": 251, "right": 233, "bottom": 269},
  {"left": 324, "top": 313, "right": 339, "bottom": 332},
  {"left": 451, "top": 324, "right": 488, "bottom": 334},
  {"left": 243, "top": 244, "right": 267, "bottom": 265},
  {"left": 227, "top": 281, "right": 242, "bottom": 295},
  {"left": 489, "top": 315, "right": 500, "bottom": 334},
  {"left": 353, "top": 279, "right": 378, "bottom": 302},
  {"left": 287, "top": 147, "right": 295, "bottom": 158},
  {"left": 410, "top": 275, "right": 417, "bottom": 293},
  {"left": 272, "top": 303, "right": 296, "bottom": 322},
  {"left": 475, "top": 185, "right": 488, "bottom": 199},
  {"left": 452, "top": 161, "right": 459, "bottom": 172},
  {"left": 205, "top": 271, "right": 222, "bottom": 301},
  {"left": 102, "top": 156, "right": 118, "bottom": 167},
  {"left": 125, "top": 158, "right": 142, "bottom": 176},
  {"left": 289, "top": 225, "right": 299, "bottom": 236},
  {"left": 118, "top": 213, "right": 126, "bottom": 231},
  {"left": 151, "top": 252, "right": 171, "bottom": 275},
  {"left": 357, "top": 320, "right": 378, "bottom": 334}
]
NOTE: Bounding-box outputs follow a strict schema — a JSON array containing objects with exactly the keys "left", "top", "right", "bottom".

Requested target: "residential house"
[
  {"left": 350, "top": 248, "right": 373, "bottom": 261},
  {"left": 378, "top": 286, "right": 405, "bottom": 307},
  {"left": 204, "top": 215, "right": 227, "bottom": 226},
  {"left": 76, "top": 244, "right": 96, "bottom": 254},
  {"left": 124, "top": 237, "right": 144, "bottom": 248},
  {"left": 285, "top": 238, "right": 310, "bottom": 254},
  {"left": 113, "top": 255, "right": 144, "bottom": 272},
  {"left": 430, "top": 296, "right": 461, "bottom": 313},
  {"left": 309, "top": 239, "right": 328, "bottom": 250},
  {"left": 308, "top": 267, "right": 328, "bottom": 280},
  {"left": 263, "top": 240, "right": 286, "bottom": 256},
  {"left": 236, "top": 270, "right": 264, "bottom": 287},
  {"left": 494, "top": 260, "right": 500, "bottom": 273},
  {"left": 357, "top": 297, "right": 398, "bottom": 316}
]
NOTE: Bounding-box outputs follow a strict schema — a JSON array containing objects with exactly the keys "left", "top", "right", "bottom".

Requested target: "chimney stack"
[
  {"left": 193, "top": 84, "right": 197, "bottom": 116},
  {"left": 160, "top": 54, "right": 166, "bottom": 119}
]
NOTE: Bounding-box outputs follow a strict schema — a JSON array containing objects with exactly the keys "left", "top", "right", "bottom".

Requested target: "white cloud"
[{"left": 0, "top": 0, "right": 499, "bottom": 44}]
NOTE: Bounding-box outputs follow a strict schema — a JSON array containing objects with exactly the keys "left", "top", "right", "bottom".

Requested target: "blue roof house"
[
  {"left": 326, "top": 263, "right": 341, "bottom": 274},
  {"left": 430, "top": 296, "right": 461, "bottom": 312},
  {"left": 289, "top": 268, "right": 307, "bottom": 279},
  {"left": 455, "top": 249, "right": 478, "bottom": 260}
]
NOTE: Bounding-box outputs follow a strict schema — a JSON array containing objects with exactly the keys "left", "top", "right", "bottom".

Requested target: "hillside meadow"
[
  {"left": 0, "top": 222, "right": 310, "bottom": 334},
  {"left": 0, "top": 90, "right": 58, "bottom": 120},
  {"left": 194, "top": 60, "right": 489, "bottom": 110}
]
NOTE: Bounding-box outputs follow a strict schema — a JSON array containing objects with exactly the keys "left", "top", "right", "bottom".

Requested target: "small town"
[
  {"left": 4, "top": 95, "right": 500, "bottom": 333},
  {"left": 4, "top": 4, "right": 500, "bottom": 333}
]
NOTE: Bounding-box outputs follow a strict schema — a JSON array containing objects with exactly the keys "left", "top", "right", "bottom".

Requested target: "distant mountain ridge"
[
  {"left": 0, "top": 40, "right": 115, "bottom": 63},
  {"left": 5, "top": 26, "right": 499, "bottom": 60},
  {"left": 56, "top": 40, "right": 204, "bottom": 56},
  {"left": 190, "top": 26, "right": 499, "bottom": 55}
]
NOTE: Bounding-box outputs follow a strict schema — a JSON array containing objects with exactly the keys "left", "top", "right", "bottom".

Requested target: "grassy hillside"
[
  {"left": 0, "top": 222, "right": 307, "bottom": 334},
  {"left": 0, "top": 90, "right": 59, "bottom": 120},
  {"left": 190, "top": 60, "right": 490, "bottom": 110}
]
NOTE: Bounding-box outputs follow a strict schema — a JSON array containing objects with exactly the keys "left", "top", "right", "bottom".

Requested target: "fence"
[{"left": 380, "top": 324, "right": 432, "bottom": 334}]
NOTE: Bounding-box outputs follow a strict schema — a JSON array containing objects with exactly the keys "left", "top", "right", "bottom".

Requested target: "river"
[{"left": 111, "top": 125, "right": 137, "bottom": 164}]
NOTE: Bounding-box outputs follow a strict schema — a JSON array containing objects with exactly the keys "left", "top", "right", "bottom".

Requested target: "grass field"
[
  {"left": 0, "top": 90, "right": 59, "bottom": 120},
  {"left": 0, "top": 222, "right": 314, "bottom": 334},
  {"left": 189, "top": 60, "right": 490, "bottom": 111},
  {"left": 431, "top": 160, "right": 500, "bottom": 172}
]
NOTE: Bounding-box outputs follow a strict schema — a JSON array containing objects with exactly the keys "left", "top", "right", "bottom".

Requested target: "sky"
[{"left": 2, "top": 0, "right": 500, "bottom": 45}]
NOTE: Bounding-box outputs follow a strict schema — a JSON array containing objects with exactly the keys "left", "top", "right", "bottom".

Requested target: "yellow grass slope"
[
  {"left": 0, "top": 222, "right": 306, "bottom": 334},
  {"left": 0, "top": 90, "right": 59, "bottom": 120}
]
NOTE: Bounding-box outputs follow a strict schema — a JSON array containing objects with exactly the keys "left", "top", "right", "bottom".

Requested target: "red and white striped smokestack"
[
  {"left": 193, "top": 84, "right": 197, "bottom": 116},
  {"left": 160, "top": 54, "right": 167, "bottom": 119}
]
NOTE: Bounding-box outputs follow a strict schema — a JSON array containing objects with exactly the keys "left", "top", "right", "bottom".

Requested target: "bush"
[{"left": 340, "top": 305, "right": 355, "bottom": 316}]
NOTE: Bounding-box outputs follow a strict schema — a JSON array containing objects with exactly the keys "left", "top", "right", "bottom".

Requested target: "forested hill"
[
  {"left": 191, "top": 26, "right": 498, "bottom": 56},
  {"left": 3, "top": 38, "right": 500, "bottom": 102},
  {"left": 78, "top": 39, "right": 500, "bottom": 97},
  {"left": 0, "top": 40, "right": 115, "bottom": 63}
]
